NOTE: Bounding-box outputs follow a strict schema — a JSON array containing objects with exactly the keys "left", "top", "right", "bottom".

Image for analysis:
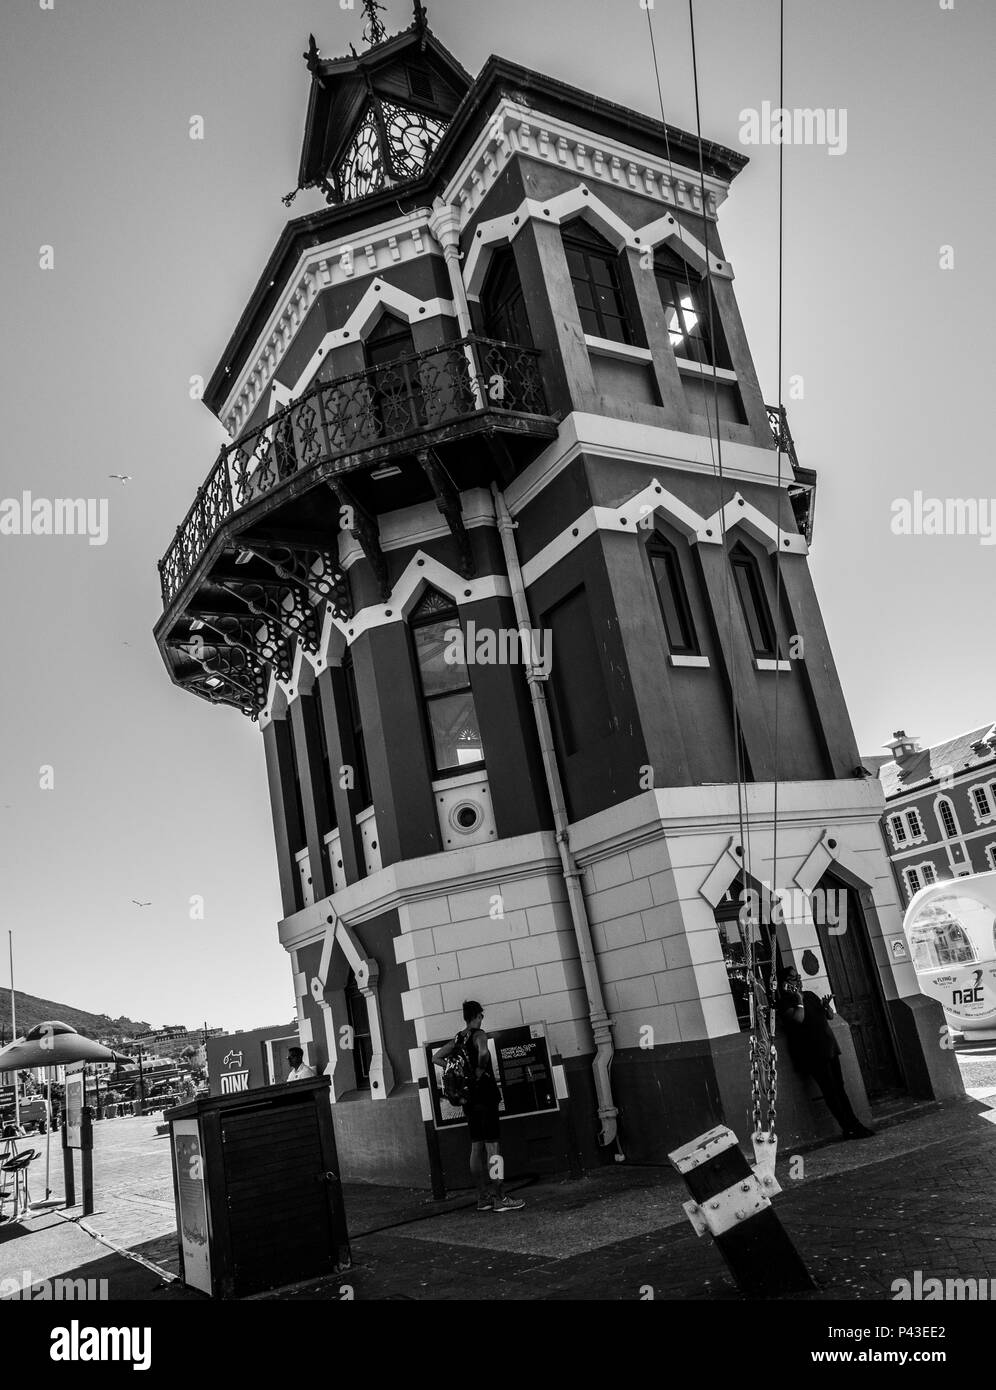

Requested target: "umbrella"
[{"left": 0, "top": 1022, "right": 132, "bottom": 1209}]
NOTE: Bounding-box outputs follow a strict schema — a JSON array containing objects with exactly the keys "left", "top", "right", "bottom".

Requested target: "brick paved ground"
[{"left": 3, "top": 1083, "right": 996, "bottom": 1302}]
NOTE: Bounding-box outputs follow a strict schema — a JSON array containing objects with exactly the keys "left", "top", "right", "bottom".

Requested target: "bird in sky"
[
  {"left": 132, "top": 900, "right": 151, "bottom": 907},
  {"left": 109, "top": 474, "right": 132, "bottom": 483}
]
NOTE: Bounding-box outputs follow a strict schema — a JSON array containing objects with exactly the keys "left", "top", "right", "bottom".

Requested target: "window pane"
[
  {"left": 414, "top": 619, "right": 467, "bottom": 696},
  {"left": 427, "top": 691, "right": 483, "bottom": 771},
  {"left": 651, "top": 549, "right": 696, "bottom": 653},
  {"left": 571, "top": 278, "right": 596, "bottom": 311},
  {"left": 578, "top": 306, "right": 601, "bottom": 336}
]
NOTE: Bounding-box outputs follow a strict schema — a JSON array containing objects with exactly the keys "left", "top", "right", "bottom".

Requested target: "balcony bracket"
[
  {"left": 417, "top": 447, "right": 476, "bottom": 580},
  {"left": 186, "top": 610, "right": 293, "bottom": 682},
  {"left": 215, "top": 577, "right": 321, "bottom": 657},
  {"left": 167, "top": 637, "right": 269, "bottom": 716},
  {"left": 236, "top": 535, "right": 352, "bottom": 622},
  {"left": 325, "top": 479, "right": 391, "bottom": 602}
]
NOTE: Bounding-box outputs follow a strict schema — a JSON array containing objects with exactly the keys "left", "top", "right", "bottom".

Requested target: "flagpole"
[{"left": 8, "top": 931, "right": 19, "bottom": 1127}]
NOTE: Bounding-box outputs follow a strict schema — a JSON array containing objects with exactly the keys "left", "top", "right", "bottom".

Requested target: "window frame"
[
  {"left": 344, "top": 969, "right": 373, "bottom": 1092},
  {"left": 653, "top": 245, "right": 732, "bottom": 370},
  {"left": 729, "top": 543, "right": 778, "bottom": 660},
  {"left": 647, "top": 533, "right": 699, "bottom": 656},
  {"left": 409, "top": 591, "right": 486, "bottom": 779},
  {"left": 479, "top": 245, "right": 532, "bottom": 347},
  {"left": 562, "top": 221, "right": 636, "bottom": 346},
  {"left": 341, "top": 651, "right": 372, "bottom": 810},
  {"left": 713, "top": 876, "right": 781, "bottom": 1034}
]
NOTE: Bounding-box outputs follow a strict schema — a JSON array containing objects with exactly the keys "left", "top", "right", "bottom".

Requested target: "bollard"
[{"left": 669, "top": 1124, "right": 814, "bottom": 1297}]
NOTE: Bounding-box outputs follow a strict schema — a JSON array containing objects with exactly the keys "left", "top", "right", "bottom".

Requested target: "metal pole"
[
  {"left": 45, "top": 1077, "right": 51, "bottom": 1198},
  {"left": 8, "top": 931, "right": 19, "bottom": 1127}
]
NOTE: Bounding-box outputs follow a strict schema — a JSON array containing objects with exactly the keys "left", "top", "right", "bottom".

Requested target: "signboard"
[
  {"left": 919, "top": 964, "right": 996, "bottom": 1029},
  {"left": 424, "top": 1023, "right": 559, "bottom": 1130},
  {"left": 64, "top": 1072, "right": 85, "bottom": 1150},
  {"left": 0, "top": 1084, "right": 16, "bottom": 1118},
  {"left": 207, "top": 1026, "right": 300, "bottom": 1096},
  {"left": 220, "top": 1070, "right": 250, "bottom": 1095},
  {"left": 172, "top": 1119, "right": 211, "bottom": 1295}
]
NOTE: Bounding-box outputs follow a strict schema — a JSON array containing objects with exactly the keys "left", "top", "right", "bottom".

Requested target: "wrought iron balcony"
[
  {"left": 159, "top": 335, "right": 552, "bottom": 609},
  {"left": 765, "top": 403, "right": 816, "bottom": 544}
]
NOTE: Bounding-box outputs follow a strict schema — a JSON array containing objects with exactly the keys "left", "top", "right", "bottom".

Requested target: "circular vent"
[{"left": 449, "top": 800, "right": 483, "bottom": 835}]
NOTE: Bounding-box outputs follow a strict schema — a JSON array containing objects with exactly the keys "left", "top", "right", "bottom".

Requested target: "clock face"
[
  {"left": 339, "top": 116, "right": 384, "bottom": 201},
  {"left": 382, "top": 102, "right": 447, "bottom": 180}
]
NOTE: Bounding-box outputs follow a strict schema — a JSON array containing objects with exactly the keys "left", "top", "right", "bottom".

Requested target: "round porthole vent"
[{"left": 450, "top": 801, "right": 484, "bottom": 834}]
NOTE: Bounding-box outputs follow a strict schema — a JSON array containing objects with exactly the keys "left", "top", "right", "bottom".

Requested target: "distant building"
[{"left": 876, "top": 725, "right": 996, "bottom": 901}]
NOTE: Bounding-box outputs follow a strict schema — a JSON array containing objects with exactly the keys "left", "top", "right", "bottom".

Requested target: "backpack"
[{"left": 441, "top": 1029, "right": 476, "bottom": 1108}]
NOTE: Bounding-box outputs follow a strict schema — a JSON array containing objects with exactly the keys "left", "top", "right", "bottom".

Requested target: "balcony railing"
[{"left": 159, "top": 335, "right": 549, "bottom": 608}]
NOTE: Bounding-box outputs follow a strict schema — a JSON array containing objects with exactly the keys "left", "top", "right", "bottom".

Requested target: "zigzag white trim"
[
  {"left": 519, "top": 480, "right": 807, "bottom": 588},
  {"left": 464, "top": 183, "right": 730, "bottom": 298}
]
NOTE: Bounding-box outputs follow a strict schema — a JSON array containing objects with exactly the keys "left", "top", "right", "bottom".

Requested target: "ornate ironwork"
[
  {"left": 159, "top": 336, "right": 548, "bottom": 608},
  {"left": 361, "top": 0, "right": 388, "bottom": 48},
  {"left": 215, "top": 576, "right": 321, "bottom": 659},
  {"left": 765, "top": 403, "right": 815, "bottom": 545},
  {"left": 418, "top": 447, "right": 476, "bottom": 580},
  {"left": 168, "top": 637, "right": 269, "bottom": 717},
  {"left": 326, "top": 479, "right": 390, "bottom": 603},
  {"left": 238, "top": 538, "right": 352, "bottom": 621},
  {"left": 185, "top": 609, "right": 292, "bottom": 682}
]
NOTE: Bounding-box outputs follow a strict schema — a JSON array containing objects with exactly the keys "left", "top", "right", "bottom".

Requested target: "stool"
[{"left": 1, "top": 1150, "right": 38, "bottom": 1221}]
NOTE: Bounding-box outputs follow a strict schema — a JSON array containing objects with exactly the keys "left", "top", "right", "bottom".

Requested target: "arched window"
[
  {"left": 937, "top": 798, "right": 959, "bottom": 839},
  {"left": 730, "top": 543, "right": 777, "bottom": 659},
  {"left": 364, "top": 312, "right": 424, "bottom": 432},
  {"left": 562, "top": 220, "right": 634, "bottom": 345},
  {"left": 480, "top": 246, "right": 532, "bottom": 346},
  {"left": 410, "top": 589, "right": 484, "bottom": 776},
  {"left": 648, "top": 533, "right": 698, "bottom": 655},
  {"left": 654, "top": 244, "right": 731, "bottom": 369}
]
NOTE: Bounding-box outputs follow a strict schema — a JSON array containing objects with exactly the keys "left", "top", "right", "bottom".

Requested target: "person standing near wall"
[
  {"left": 776, "top": 966, "right": 875, "bottom": 1141},
  {"left": 432, "top": 1001, "right": 525, "bottom": 1213}
]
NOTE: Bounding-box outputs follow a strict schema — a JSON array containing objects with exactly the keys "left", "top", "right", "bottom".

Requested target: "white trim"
[
  {"left": 443, "top": 98, "right": 729, "bottom": 233},
  {"left": 355, "top": 805, "right": 376, "bottom": 827},
  {"left": 986, "top": 843, "right": 996, "bottom": 872},
  {"left": 903, "top": 860, "right": 940, "bottom": 901},
  {"left": 431, "top": 769, "right": 491, "bottom": 792},
  {"left": 676, "top": 359, "right": 739, "bottom": 383},
  {"left": 220, "top": 214, "right": 437, "bottom": 428},
  {"left": 670, "top": 654, "right": 710, "bottom": 668},
  {"left": 584, "top": 335, "right": 654, "bottom": 364},
  {"left": 933, "top": 794, "right": 960, "bottom": 840},
  {"left": 968, "top": 782, "right": 996, "bottom": 826},
  {"left": 463, "top": 181, "right": 729, "bottom": 299},
  {"left": 755, "top": 659, "right": 791, "bottom": 672}
]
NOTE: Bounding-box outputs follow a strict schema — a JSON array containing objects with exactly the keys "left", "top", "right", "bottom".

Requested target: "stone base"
[{"left": 887, "top": 994, "right": 965, "bottom": 1101}]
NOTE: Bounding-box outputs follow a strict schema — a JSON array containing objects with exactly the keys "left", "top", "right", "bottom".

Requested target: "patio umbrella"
[{"left": 0, "top": 1022, "right": 132, "bottom": 1205}]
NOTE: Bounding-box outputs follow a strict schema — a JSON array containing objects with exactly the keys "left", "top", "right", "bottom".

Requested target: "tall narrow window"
[
  {"left": 730, "top": 543, "right": 778, "bottom": 659},
  {"left": 890, "top": 814, "right": 908, "bottom": 845},
  {"left": 411, "top": 589, "right": 484, "bottom": 775},
  {"left": 937, "top": 799, "right": 958, "bottom": 839},
  {"left": 285, "top": 717, "right": 307, "bottom": 855},
  {"left": 906, "top": 808, "right": 924, "bottom": 838},
  {"left": 364, "top": 312, "right": 423, "bottom": 433},
  {"left": 480, "top": 246, "right": 532, "bottom": 346},
  {"left": 714, "top": 877, "right": 780, "bottom": 1033},
  {"left": 562, "top": 220, "right": 634, "bottom": 345},
  {"left": 344, "top": 970, "right": 373, "bottom": 1091},
  {"left": 342, "top": 652, "right": 372, "bottom": 808},
  {"left": 654, "top": 245, "right": 731, "bottom": 369},
  {"left": 976, "top": 786, "right": 995, "bottom": 819},
  {"left": 921, "top": 862, "right": 937, "bottom": 885},
  {"left": 905, "top": 868, "right": 922, "bottom": 898},
  {"left": 648, "top": 534, "right": 698, "bottom": 655},
  {"left": 316, "top": 697, "right": 337, "bottom": 833}
]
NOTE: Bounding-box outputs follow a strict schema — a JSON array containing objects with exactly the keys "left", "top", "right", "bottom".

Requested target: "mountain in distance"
[{"left": 0, "top": 989, "right": 150, "bottom": 1045}]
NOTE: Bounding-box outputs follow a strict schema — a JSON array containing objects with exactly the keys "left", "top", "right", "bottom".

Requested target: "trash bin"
[{"left": 167, "top": 1076, "right": 349, "bottom": 1298}]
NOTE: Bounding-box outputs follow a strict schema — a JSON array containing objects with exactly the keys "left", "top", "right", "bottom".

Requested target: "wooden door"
[{"left": 815, "top": 874, "right": 902, "bottom": 1098}]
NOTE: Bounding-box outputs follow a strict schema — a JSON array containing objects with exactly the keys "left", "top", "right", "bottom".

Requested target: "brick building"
[{"left": 154, "top": 4, "right": 960, "bottom": 1186}]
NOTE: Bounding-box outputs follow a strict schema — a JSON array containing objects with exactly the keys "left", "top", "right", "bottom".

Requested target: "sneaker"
[
  {"left": 476, "top": 1196, "right": 494, "bottom": 1212},
  {"left": 491, "top": 1195, "right": 525, "bottom": 1212}
]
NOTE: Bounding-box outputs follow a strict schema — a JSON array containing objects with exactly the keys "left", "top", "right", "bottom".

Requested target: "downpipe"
[{"left": 491, "top": 484, "right": 620, "bottom": 1150}]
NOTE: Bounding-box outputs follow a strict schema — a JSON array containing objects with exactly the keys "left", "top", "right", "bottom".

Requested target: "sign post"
[{"left": 62, "top": 1071, "right": 93, "bottom": 1214}]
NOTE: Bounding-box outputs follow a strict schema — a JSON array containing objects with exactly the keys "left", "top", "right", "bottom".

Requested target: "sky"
[{"left": 0, "top": 0, "right": 992, "bottom": 1031}]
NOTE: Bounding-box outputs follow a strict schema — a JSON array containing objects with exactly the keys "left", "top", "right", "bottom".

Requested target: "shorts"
[{"left": 464, "top": 1098, "right": 500, "bottom": 1143}]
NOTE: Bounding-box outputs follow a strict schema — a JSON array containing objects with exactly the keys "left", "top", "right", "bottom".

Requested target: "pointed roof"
[{"left": 295, "top": 13, "right": 472, "bottom": 194}]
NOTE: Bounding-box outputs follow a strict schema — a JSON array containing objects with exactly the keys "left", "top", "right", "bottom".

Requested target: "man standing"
[
  {"left": 286, "top": 1047, "right": 316, "bottom": 1082},
  {"left": 432, "top": 1001, "right": 525, "bottom": 1213},
  {"left": 776, "top": 965, "right": 874, "bottom": 1141}
]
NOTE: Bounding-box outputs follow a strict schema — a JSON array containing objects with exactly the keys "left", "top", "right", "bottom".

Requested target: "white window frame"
[
  {"left": 904, "top": 860, "right": 939, "bottom": 900},
  {"left": 935, "top": 796, "right": 959, "bottom": 840},
  {"left": 888, "top": 814, "right": 909, "bottom": 849},
  {"left": 969, "top": 783, "right": 996, "bottom": 826},
  {"left": 905, "top": 808, "right": 926, "bottom": 842},
  {"left": 987, "top": 843, "right": 996, "bottom": 872}
]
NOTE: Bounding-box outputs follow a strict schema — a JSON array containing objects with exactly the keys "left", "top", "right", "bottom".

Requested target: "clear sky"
[{"left": 1, "top": 0, "right": 992, "bottom": 1030}]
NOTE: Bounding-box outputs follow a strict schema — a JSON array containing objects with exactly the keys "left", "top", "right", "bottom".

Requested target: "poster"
[
  {"left": 172, "top": 1119, "right": 211, "bottom": 1294},
  {"left": 424, "top": 1023, "right": 559, "bottom": 1130},
  {"left": 64, "top": 1071, "right": 85, "bottom": 1150}
]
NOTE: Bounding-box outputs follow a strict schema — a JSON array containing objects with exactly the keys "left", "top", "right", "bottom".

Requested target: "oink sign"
[
  {"left": 206, "top": 1025, "right": 301, "bottom": 1097},
  {"left": 903, "top": 876, "right": 996, "bottom": 1033}
]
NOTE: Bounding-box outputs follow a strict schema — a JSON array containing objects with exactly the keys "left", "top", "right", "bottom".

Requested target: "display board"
[
  {"left": 424, "top": 1023, "right": 559, "bottom": 1130},
  {"left": 172, "top": 1118, "right": 211, "bottom": 1294},
  {"left": 64, "top": 1071, "right": 85, "bottom": 1150},
  {"left": 0, "top": 1084, "right": 16, "bottom": 1118}
]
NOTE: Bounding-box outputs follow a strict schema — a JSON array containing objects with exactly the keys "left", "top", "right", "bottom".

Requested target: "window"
[
  {"left": 730, "top": 543, "right": 778, "bottom": 659},
  {"left": 342, "top": 652, "right": 372, "bottom": 808},
  {"left": 972, "top": 786, "right": 993, "bottom": 820},
  {"left": 987, "top": 844, "right": 996, "bottom": 872},
  {"left": 344, "top": 970, "right": 373, "bottom": 1090},
  {"left": 285, "top": 717, "right": 307, "bottom": 855},
  {"left": 410, "top": 589, "right": 484, "bottom": 776},
  {"left": 562, "top": 221, "right": 634, "bottom": 345},
  {"left": 480, "top": 246, "right": 532, "bottom": 346},
  {"left": 890, "top": 814, "right": 908, "bottom": 846},
  {"left": 905, "top": 868, "right": 922, "bottom": 898},
  {"left": 654, "top": 245, "right": 731, "bottom": 369},
  {"left": 364, "top": 313, "right": 424, "bottom": 433},
  {"left": 937, "top": 799, "right": 958, "bottom": 839},
  {"left": 907, "top": 808, "right": 924, "bottom": 838},
  {"left": 921, "top": 862, "right": 937, "bottom": 885},
  {"left": 909, "top": 905, "right": 978, "bottom": 972},
  {"left": 648, "top": 535, "right": 698, "bottom": 655},
  {"left": 316, "top": 696, "right": 337, "bottom": 833},
  {"left": 714, "top": 878, "right": 780, "bottom": 1033}
]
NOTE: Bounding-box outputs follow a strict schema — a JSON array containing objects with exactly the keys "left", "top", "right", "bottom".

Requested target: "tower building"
[{"left": 155, "top": 4, "right": 960, "bottom": 1186}]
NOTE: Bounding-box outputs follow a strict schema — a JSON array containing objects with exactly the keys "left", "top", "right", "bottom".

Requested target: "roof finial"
[
  {"left": 361, "top": 0, "right": 388, "bottom": 48},
  {"left": 303, "top": 33, "right": 321, "bottom": 72},
  {"left": 413, "top": 1, "right": 429, "bottom": 31}
]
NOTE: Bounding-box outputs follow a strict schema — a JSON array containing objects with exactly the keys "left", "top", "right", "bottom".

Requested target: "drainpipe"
[
  {"left": 427, "top": 198, "right": 485, "bottom": 410},
  {"left": 491, "top": 483, "right": 620, "bottom": 1150}
]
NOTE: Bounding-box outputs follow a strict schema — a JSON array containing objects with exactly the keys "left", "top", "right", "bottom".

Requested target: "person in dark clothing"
[
  {"left": 431, "top": 1000, "right": 525, "bottom": 1212},
  {"left": 776, "top": 966, "right": 874, "bottom": 1140}
]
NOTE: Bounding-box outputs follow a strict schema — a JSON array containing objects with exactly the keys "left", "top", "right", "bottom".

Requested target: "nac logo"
[{"left": 953, "top": 970, "right": 984, "bottom": 1006}]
